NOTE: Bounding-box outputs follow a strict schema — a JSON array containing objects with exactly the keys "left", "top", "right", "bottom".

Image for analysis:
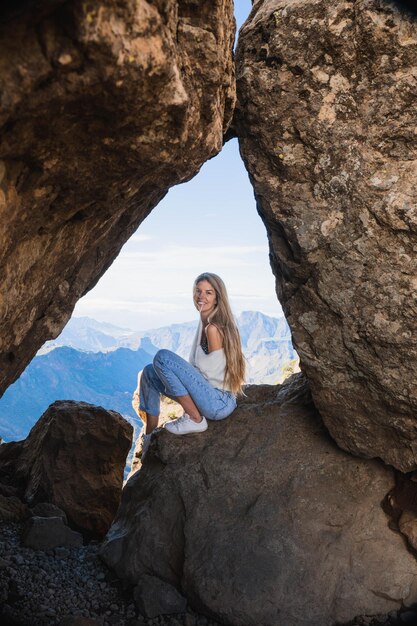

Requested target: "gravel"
[
  {"left": 0, "top": 522, "right": 222, "bottom": 626},
  {"left": 1, "top": 521, "right": 417, "bottom": 626}
]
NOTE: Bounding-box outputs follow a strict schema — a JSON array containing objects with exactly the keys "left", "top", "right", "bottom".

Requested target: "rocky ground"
[
  {"left": 0, "top": 522, "right": 222, "bottom": 626},
  {"left": 1, "top": 519, "right": 417, "bottom": 626},
  {"left": 1, "top": 388, "right": 417, "bottom": 626}
]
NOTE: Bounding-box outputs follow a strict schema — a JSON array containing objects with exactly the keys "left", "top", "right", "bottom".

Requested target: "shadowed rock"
[
  {"left": 30, "top": 501, "right": 67, "bottom": 523},
  {"left": 101, "top": 375, "right": 417, "bottom": 626},
  {"left": 133, "top": 574, "right": 187, "bottom": 618},
  {"left": 0, "top": 493, "right": 29, "bottom": 522},
  {"left": 234, "top": 0, "right": 417, "bottom": 470},
  {"left": 59, "top": 618, "right": 100, "bottom": 626},
  {"left": 22, "top": 515, "right": 83, "bottom": 550},
  {"left": 0, "top": 400, "right": 133, "bottom": 538},
  {"left": 0, "top": 0, "right": 235, "bottom": 396}
]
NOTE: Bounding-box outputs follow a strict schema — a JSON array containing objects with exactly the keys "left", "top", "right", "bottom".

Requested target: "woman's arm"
[{"left": 205, "top": 323, "right": 223, "bottom": 352}]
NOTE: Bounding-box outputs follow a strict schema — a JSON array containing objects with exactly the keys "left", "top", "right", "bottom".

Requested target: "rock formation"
[
  {"left": 1, "top": 1, "right": 417, "bottom": 623},
  {"left": 101, "top": 375, "right": 417, "bottom": 626},
  {"left": 0, "top": 400, "right": 132, "bottom": 538},
  {"left": 234, "top": 0, "right": 417, "bottom": 471},
  {"left": 0, "top": 493, "right": 29, "bottom": 522},
  {"left": 22, "top": 515, "right": 83, "bottom": 550},
  {"left": 0, "top": 0, "right": 235, "bottom": 397}
]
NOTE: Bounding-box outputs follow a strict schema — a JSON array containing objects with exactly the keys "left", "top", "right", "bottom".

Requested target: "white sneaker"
[{"left": 165, "top": 414, "right": 208, "bottom": 435}]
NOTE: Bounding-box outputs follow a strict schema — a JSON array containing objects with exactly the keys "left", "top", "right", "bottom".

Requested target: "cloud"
[
  {"left": 77, "top": 239, "right": 279, "bottom": 326},
  {"left": 231, "top": 293, "right": 276, "bottom": 301},
  {"left": 128, "top": 233, "right": 152, "bottom": 243},
  {"left": 117, "top": 244, "right": 269, "bottom": 271},
  {"left": 123, "top": 244, "right": 267, "bottom": 259},
  {"left": 75, "top": 298, "right": 186, "bottom": 314}
]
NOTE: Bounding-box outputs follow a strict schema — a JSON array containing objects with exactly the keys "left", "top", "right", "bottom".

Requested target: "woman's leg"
[
  {"left": 152, "top": 350, "right": 237, "bottom": 421},
  {"left": 139, "top": 350, "right": 237, "bottom": 439},
  {"left": 175, "top": 394, "right": 203, "bottom": 423},
  {"left": 139, "top": 363, "right": 169, "bottom": 433},
  {"left": 138, "top": 360, "right": 203, "bottom": 432}
]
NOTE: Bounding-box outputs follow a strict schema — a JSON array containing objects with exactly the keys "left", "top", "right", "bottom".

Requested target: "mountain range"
[{"left": 0, "top": 311, "right": 298, "bottom": 444}]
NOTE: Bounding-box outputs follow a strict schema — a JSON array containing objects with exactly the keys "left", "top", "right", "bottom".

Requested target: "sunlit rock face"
[
  {"left": 0, "top": 0, "right": 235, "bottom": 396},
  {"left": 101, "top": 376, "right": 417, "bottom": 626},
  {"left": 235, "top": 0, "right": 417, "bottom": 471}
]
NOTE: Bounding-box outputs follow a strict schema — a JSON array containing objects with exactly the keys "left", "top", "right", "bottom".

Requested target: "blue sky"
[{"left": 74, "top": 0, "right": 283, "bottom": 331}]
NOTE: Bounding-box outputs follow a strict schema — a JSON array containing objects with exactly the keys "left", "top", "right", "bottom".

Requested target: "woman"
[{"left": 136, "top": 272, "right": 246, "bottom": 459}]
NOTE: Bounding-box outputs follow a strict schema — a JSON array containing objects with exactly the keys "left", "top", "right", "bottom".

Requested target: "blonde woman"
[{"left": 138, "top": 272, "right": 245, "bottom": 457}]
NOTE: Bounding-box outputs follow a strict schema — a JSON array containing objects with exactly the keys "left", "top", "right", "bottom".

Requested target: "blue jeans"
[{"left": 139, "top": 349, "right": 237, "bottom": 420}]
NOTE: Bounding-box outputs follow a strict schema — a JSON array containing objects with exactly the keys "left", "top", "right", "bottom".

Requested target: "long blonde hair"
[{"left": 193, "top": 272, "right": 246, "bottom": 395}]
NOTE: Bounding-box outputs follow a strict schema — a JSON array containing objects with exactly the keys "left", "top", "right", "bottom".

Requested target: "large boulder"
[
  {"left": 234, "top": 0, "right": 417, "bottom": 471},
  {"left": 0, "top": 401, "right": 132, "bottom": 538},
  {"left": 0, "top": 0, "right": 235, "bottom": 396},
  {"left": 100, "top": 375, "right": 417, "bottom": 626}
]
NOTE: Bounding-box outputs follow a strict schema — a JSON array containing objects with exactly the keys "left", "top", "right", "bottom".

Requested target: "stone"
[
  {"left": 22, "top": 516, "right": 83, "bottom": 550},
  {"left": 0, "top": 556, "right": 9, "bottom": 570},
  {"left": 31, "top": 502, "right": 68, "bottom": 523},
  {"left": 0, "top": 400, "right": 133, "bottom": 538},
  {"left": 101, "top": 375, "right": 417, "bottom": 626},
  {"left": 385, "top": 472, "right": 417, "bottom": 552},
  {"left": 399, "top": 611, "right": 417, "bottom": 625},
  {"left": 133, "top": 574, "right": 187, "bottom": 618},
  {"left": 398, "top": 511, "right": 417, "bottom": 552},
  {"left": 234, "top": 0, "right": 417, "bottom": 470},
  {"left": 0, "top": 0, "right": 235, "bottom": 398},
  {"left": 59, "top": 618, "right": 100, "bottom": 626},
  {"left": 54, "top": 546, "right": 70, "bottom": 558},
  {"left": 0, "top": 482, "right": 19, "bottom": 497},
  {"left": 0, "top": 494, "right": 29, "bottom": 522}
]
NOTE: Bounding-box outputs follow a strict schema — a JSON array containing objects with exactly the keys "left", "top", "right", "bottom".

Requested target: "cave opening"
[
  {"left": 0, "top": 137, "right": 299, "bottom": 452},
  {"left": 0, "top": 0, "right": 299, "bottom": 452}
]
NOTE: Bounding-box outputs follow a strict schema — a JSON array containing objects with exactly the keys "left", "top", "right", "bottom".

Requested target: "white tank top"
[{"left": 189, "top": 321, "right": 231, "bottom": 392}]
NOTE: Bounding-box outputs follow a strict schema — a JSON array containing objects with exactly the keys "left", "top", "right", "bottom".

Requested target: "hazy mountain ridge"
[
  {"left": 38, "top": 317, "right": 134, "bottom": 355},
  {"left": 40, "top": 310, "right": 294, "bottom": 357},
  {"left": 1, "top": 311, "right": 298, "bottom": 443},
  {"left": 117, "top": 322, "right": 199, "bottom": 360},
  {"left": 0, "top": 346, "right": 151, "bottom": 442}
]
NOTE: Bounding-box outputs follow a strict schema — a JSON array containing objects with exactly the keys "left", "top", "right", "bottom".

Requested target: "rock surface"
[
  {"left": 134, "top": 574, "right": 187, "bottom": 618},
  {"left": 0, "top": 401, "right": 133, "bottom": 538},
  {"left": 0, "top": 493, "right": 29, "bottom": 522},
  {"left": 30, "top": 501, "right": 68, "bottom": 523},
  {"left": 386, "top": 471, "right": 417, "bottom": 555},
  {"left": 0, "top": 521, "right": 225, "bottom": 626},
  {"left": 22, "top": 515, "right": 83, "bottom": 550},
  {"left": 0, "top": 0, "right": 235, "bottom": 397},
  {"left": 101, "top": 375, "right": 417, "bottom": 626},
  {"left": 234, "top": 0, "right": 417, "bottom": 470}
]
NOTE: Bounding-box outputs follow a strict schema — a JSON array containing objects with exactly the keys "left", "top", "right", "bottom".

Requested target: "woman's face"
[{"left": 195, "top": 280, "right": 217, "bottom": 316}]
